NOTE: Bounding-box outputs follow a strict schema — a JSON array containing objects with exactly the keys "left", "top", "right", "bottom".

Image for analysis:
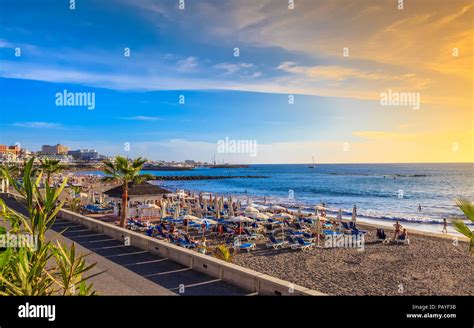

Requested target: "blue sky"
[{"left": 0, "top": 0, "right": 472, "bottom": 163}]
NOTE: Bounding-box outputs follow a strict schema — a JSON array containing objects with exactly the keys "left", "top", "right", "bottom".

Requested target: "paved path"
[{"left": 0, "top": 194, "right": 248, "bottom": 296}]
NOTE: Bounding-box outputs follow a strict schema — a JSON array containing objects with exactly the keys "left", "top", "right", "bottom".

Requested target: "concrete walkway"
[{"left": 0, "top": 194, "right": 249, "bottom": 296}]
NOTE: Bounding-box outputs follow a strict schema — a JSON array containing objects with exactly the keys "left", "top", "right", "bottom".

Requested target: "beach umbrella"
[
  {"left": 173, "top": 204, "right": 180, "bottom": 220},
  {"left": 182, "top": 214, "right": 199, "bottom": 233},
  {"left": 161, "top": 202, "right": 167, "bottom": 219},
  {"left": 314, "top": 216, "right": 323, "bottom": 246},
  {"left": 229, "top": 202, "right": 235, "bottom": 217},
  {"left": 229, "top": 216, "right": 254, "bottom": 223},
  {"left": 269, "top": 205, "right": 286, "bottom": 212},
  {"left": 272, "top": 213, "right": 294, "bottom": 220},
  {"left": 203, "top": 198, "right": 208, "bottom": 216},
  {"left": 337, "top": 209, "right": 343, "bottom": 227},
  {"left": 244, "top": 206, "right": 259, "bottom": 214},
  {"left": 351, "top": 205, "right": 357, "bottom": 225},
  {"left": 195, "top": 201, "right": 202, "bottom": 218},
  {"left": 182, "top": 214, "right": 201, "bottom": 222},
  {"left": 214, "top": 195, "right": 220, "bottom": 219},
  {"left": 247, "top": 212, "right": 269, "bottom": 220}
]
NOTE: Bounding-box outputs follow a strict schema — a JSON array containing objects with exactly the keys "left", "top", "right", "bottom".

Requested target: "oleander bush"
[{"left": 0, "top": 158, "right": 99, "bottom": 295}]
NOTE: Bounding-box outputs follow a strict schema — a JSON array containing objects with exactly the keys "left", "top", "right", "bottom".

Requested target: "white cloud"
[
  {"left": 119, "top": 116, "right": 162, "bottom": 121},
  {"left": 176, "top": 56, "right": 198, "bottom": 72},
  {"left": 13, "top": 122, "right": 62, "bottom": 129}
]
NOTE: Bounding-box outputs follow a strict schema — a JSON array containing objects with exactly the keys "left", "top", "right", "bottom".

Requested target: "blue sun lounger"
[
  {"left": 238, "top": 243, "right": 256, "bottom": 253},
  {"left": 177, "top": 238, "right": 197, "bottom": 249},
  {"left": 266, "top": 236, "right": 286, "bottom": 249},
  {"left": 294, "top": 237, "right": 314, "bottom": 251}
]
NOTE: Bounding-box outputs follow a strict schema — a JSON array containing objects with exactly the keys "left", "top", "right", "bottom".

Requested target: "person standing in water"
[
  {"left": 418, "top": 204, "right": 422, "bottom": 212},
  {"left": 442, "top": 218, "right": 448, "bottom": 234}
]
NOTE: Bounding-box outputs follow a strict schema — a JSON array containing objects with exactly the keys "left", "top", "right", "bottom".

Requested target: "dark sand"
[{"left": 234, "top": 225, "right": 473, "bottom": 295}]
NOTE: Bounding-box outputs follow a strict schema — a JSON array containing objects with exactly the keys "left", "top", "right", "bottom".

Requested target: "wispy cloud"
[
  {"left": 13, "top": 122, "right": 62, "bottom": 129},
  {"left": 176, "top": 56, "right": 199, "bottom": 73},
  {"left": 214, "top": 62, "right": 254, "bottom": 75},
  {"left": 119, "top": 116, "right": 162, "bottom": 121}
]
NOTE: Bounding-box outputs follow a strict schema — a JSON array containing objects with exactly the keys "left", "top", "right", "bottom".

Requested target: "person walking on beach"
[
  {"left": 393, "top": 220, "right": 402, "bottom": 240},
  {"left": 442, "top": 218, "right": 448, "bottom": 234}
]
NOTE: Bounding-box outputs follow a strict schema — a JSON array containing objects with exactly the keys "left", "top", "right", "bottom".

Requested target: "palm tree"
[
  {"left": 39, "top": 159, "right": 61, "bottom": 184},
  {"left": 452, "top": 198, "right": 474, "bottom": 255},
  {"left": 102, "top": 156, "right": 151, "bottom": 228}
]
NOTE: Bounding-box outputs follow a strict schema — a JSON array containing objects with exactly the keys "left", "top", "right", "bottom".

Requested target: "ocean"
[{"left": 82, "top": 163, "right": 474, "bottom": 235}]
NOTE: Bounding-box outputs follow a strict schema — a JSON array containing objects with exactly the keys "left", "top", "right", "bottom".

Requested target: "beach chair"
[
  {"left": 376, "top": 229, "right": 391, "bottom": 244},
  {"left": 302, "top": 232, "right": 316, "bottom": 242},
  {"left": 323, "top": 229, "right": 342, "bottom": 236},
  {"left": 244, "top": 228, "right": 263, "bottom": 240},
  {"left": 237, "top": 243, "right": 256, "bottom": 253},
  {"left": 294, "top": 237, "right": 314, "bottom": 251},
  {"left": 294, "top": 222, "right": 307, "bottom": 231},
  {"left": 285, "top": 236, "right": 300, "bottom": 250},
  {"left": 266, "top": 236, "right": 287, "bottom": 249},
  {"left": 352, "top": 227, "right": 368, "bottom": 235},
  {"left": 395, "top": 234, "right": 410, "bottom": 245},
  {"left": 178, "top": 238, "right": 197, "bottom": 249},
  {"left": 288, "top": 230, "right": 305, "bottom": 237}
]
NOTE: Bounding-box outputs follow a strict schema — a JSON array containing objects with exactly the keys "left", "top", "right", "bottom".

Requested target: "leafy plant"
[
  {"left": 0, "top": 158, "right": 99, "bottom": 295},
  {"left": 39, "top": 158, "right": 62, "bottom": 184},
  {"left": 452, "top": 198, "right": 474, "bottom": 255},
  {"left": 213, "top": 244, "right": 233, "bottom": 263},
  {"left": 69, "top": 186, "right": 83, "bottom": 212}
]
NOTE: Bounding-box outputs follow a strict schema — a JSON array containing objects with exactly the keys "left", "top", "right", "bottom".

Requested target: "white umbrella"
[
  {"left": 228, "top": 216, "right": 254, "bottom": 223},
  {"left": 161, "top": 203, "right": 167, "bottom": 219},
  {"left": 314, "top": 216, "right": 323, "bottom": 246},
  {"left": 195, "top": 201, "right": 202, "bottom": 218},
  {"left": 337, "top": 209, "right": 343, "bottom": 226},
  {"left": 203, "top": 198, "right": 208, "bottom": 216},
  {"left": 182, "top": 214, "right": 201, "bottom": 222},
  {"left": 229, "top": 202, "right": 235, "bottom": 217},
  {"left": 272, "top": 213, "right": 294, "bottom": 220},
  {"left": 269, "top": 205, "right": 286, "bottom": 212},
  {"left": 351, "top": 205, "right": 357, "bottom": 223},
  {"left": 247, "top": 212, "right": 269, "bottom": 220},
  {"left": 173, "top": 204, "right": 180, "bottom": 220},
  {"left": 214, "top": 195, "right": 220, "bottom": 219},
  {"left": 244, "top": 206, "right": 259, "bottom": 213}
]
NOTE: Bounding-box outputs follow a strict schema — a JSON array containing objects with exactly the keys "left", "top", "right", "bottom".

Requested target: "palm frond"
[{"left": 455, "top": 198, "right": 474, "bottom": 223}]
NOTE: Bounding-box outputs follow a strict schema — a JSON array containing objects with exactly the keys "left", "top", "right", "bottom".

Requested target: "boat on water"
[{"left": 308, "top": 156, "right": 316, "bottom": 169}]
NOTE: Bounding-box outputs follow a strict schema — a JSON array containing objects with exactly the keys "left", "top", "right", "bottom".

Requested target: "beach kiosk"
[{"left": 103, "top": 182, "right": 170, "bottom": 220}]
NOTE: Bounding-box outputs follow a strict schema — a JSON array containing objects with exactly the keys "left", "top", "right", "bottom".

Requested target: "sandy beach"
[
  {"left": 63, "top": 177, "right": 474, "bottom": 296},
  {"left": 234, "top": 224, "right": 473, "bottom": 296}
]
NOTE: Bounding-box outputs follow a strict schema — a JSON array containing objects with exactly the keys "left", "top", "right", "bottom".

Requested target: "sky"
[{"left": 0, "top": 0, "right": 472, "bottom": 163}]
